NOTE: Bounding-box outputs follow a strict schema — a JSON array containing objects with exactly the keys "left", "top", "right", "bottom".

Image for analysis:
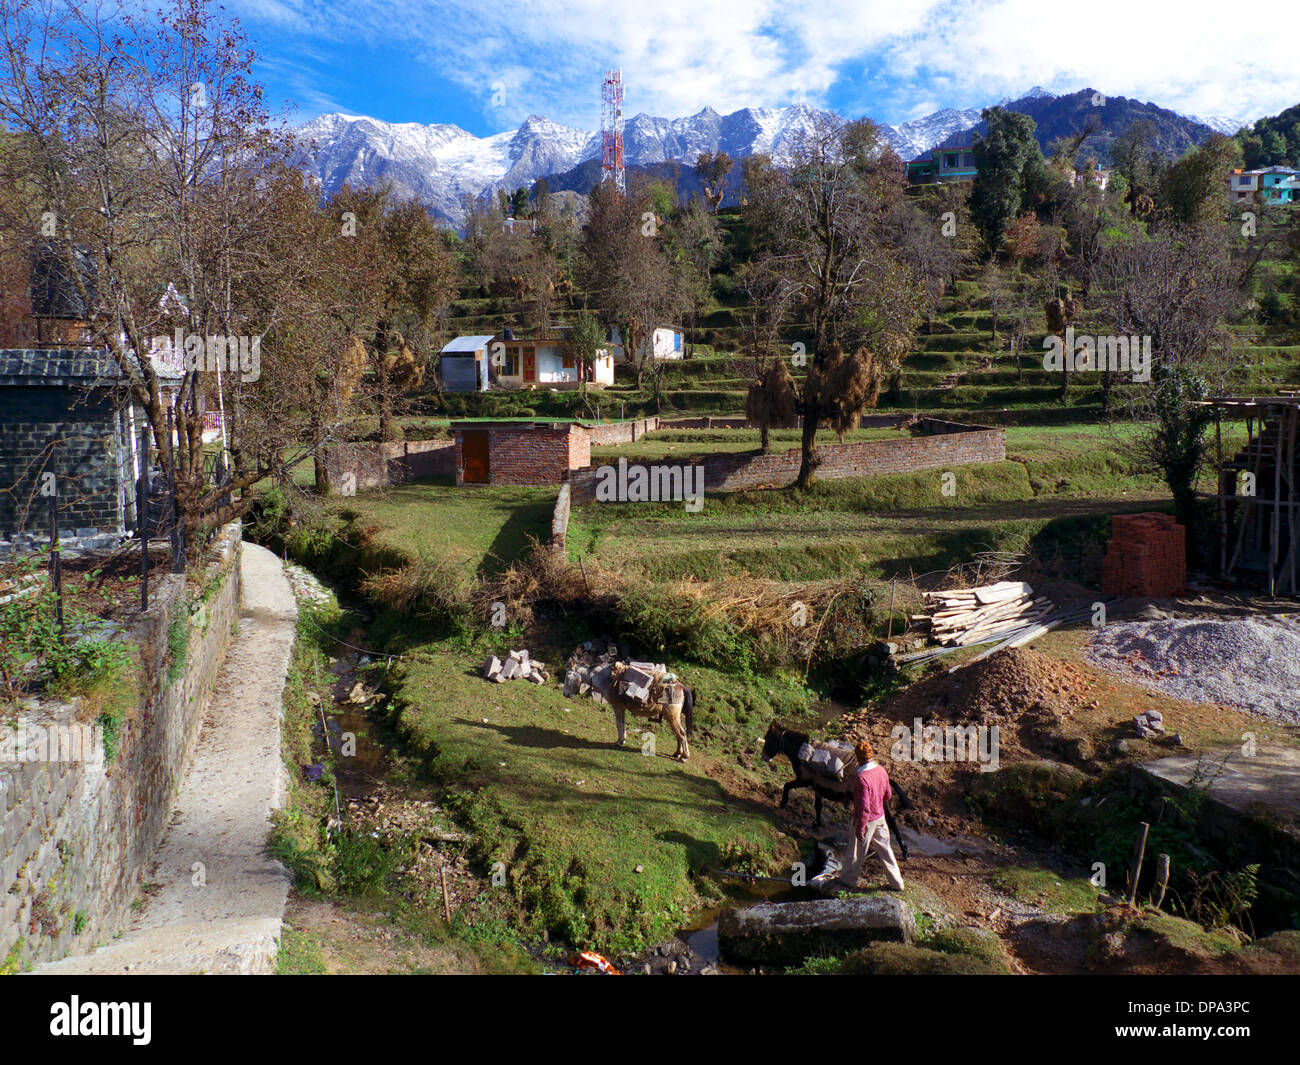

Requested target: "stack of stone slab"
[
  {"left": 563, "top": 642, "right": 664, "bottom": 706},
  {"left": 482, "top": 649, "right": 549, "bottom": 685}
]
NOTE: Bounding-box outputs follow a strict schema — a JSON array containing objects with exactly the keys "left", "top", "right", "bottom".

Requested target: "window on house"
[
  {"left": 962, "top": 153, "right": 974, "bottom": 167},
  {"left": 505, "top": 345, "right": 520, "bottom": 375},
  {"left": 561, "top": 349, "right": 575, "bottom": 369},
  {"left": 944, "top": 154, "right": 958, "bottom": 169}
]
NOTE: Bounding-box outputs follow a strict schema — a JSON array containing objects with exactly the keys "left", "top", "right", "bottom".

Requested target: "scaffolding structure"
[
  {"left": 600, "top": 69, "right": 625, "bottom": 195},
  {"left": 1207, "top": 394, "right": 1300, "bottom": 596}
]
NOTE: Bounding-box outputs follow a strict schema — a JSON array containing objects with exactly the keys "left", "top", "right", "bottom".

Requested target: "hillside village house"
[
  {"left": 437, "top": 334, "right": 493, "bottom": 392},
  {"left": 438, "top": 331, "right": 615, "bottom": 392},
  {"left": 1230, "top": 166, "right": 1300, "bottom": 205},
  {"left": 608, "top": 324, "right": 685, "bottom": 362},
  {"left": 908, "top": 129, "right": 1111, "bottom": 189},
  {"left": 907, "top": 130, "right": 977, "bottom": 184},
  {"left": 0, "top": 244, "right": 189, "bottom": 551}
]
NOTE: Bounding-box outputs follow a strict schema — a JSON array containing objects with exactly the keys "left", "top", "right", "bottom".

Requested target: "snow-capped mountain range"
[
  {"left": 293, "top": 87, "right": 1246, "bottom": 225},
  {"left": 295, "top": 105, "right": 845, "bottom": 224}
]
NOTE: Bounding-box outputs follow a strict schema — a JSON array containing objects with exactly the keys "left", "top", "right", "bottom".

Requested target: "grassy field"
[
  {"left": 568, "top": 424, "right": 1184, "bottom": 584},
  {"left": 331, "top": 477, "right": 555, "bottom": 577},
  {"left": 390, "top": 641, "right": 792, "bottom": 955}
]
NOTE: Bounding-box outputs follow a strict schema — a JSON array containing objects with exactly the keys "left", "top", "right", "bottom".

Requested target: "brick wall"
[
  {"left": 0, "top": 385, "right": 133, "bottom": 540},
  {"left": 456, "top": 425, "right": 588, "bottom": 486},
  {"left": 0, "top": 522, "right": 243, "bottom": 968},
  {"left": 321, "top": 439, "right": 455, "bottom": 494},
  {"left": 571, "top": 420, "right": 1005, "bottom": 503},
  {"left": 584, "top": 418, "right": 660, "bottom": 445}
]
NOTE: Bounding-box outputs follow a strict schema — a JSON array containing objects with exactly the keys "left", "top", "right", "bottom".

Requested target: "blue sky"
[{"left": 228, "top": 0, "right": 1299, "bottom": 134}]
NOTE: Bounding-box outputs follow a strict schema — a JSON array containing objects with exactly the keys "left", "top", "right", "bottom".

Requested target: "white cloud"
[{"left": 228, "top": 0, "right": 1300, "bottom": 128}]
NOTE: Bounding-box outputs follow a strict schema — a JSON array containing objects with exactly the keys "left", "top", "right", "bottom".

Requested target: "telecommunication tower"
[{"left": 601, "top": 69, "right": 625, "bottom": 194}]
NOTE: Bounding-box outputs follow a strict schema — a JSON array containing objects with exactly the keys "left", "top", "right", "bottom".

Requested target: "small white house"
[
  {"left": 440, "top": 332, "right": 615, "bottom": 391},
  {"left": 438, "top": 335, "right": 494, "bottom": 392},
  {"left": 609, "top": 325, "right": 685, "bottom": 363},
  {"left": 490, "top": 333, "right": 614, "bottom": 389}
]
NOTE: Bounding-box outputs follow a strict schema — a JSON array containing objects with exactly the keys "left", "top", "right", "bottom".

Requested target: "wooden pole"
[
  {"left": 47, "top": 495, "right": 62, "bottom": 639},
  {"left": 885, "top": 578, "right": 897, "bottom": 641},
  {"left": 140, "top": 445, "right": 150, "bottom": 612},
  {"left": 1127, "top": 821, "right": 1150, "bottom": 907},
  {"left": 1271, "top": 404, "right": 1283, "bottom": 597},
  {"left": 440, "top": 863, "right": 452, "bottom": 923},
  {"left": 1152, "top": 853, "right": 1171, "bottom": 910},
  {"left": 1215, "top": 409, "right": 1225, "bottom": 575}
]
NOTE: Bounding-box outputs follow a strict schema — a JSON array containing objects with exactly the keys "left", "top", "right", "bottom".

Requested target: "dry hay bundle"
[
  {"left": 657, "top": 575, "right": 919, "bottom": 649},
  {"left": 380, "top": 330, "right": 424, "bottom": 389},
  {"left": 745, "top": 359, "right": 798, "bottom": 431},
  {"left": 807, "top": 344, "right": 885, "bottom": 437},
  {"left": 1044, "top": 293, "right": 1082, "bottom": 336},
  {"left": 337, "top": 335, "right": 369, "bottom": 408},
  {"left": 476, "top": 542, "right": 620, "bottom": 628}
]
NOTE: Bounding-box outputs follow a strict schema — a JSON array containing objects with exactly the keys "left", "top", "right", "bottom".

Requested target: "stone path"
[{"left": 34, "top": 543, "right": 296, "bottom": 975}]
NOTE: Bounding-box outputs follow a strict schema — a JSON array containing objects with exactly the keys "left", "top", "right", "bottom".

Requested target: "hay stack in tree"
[
  {"left": 1044, "top": 291, "right": 1082, "bottom": 401},
  {"left": 745, "top": 359, "right": 799, "bottom": 453},
  {"left": 806, "top": 344, "right": 884, "bottom": 445}
]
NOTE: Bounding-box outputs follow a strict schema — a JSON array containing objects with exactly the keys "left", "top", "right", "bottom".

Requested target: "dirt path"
[{"left": 34, "top": 543, "right": 297, "bottom": 975}]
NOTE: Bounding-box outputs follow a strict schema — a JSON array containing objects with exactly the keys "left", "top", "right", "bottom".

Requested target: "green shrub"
[{"left": 837, "top": 942, "right": 1007, "bottom": 975}]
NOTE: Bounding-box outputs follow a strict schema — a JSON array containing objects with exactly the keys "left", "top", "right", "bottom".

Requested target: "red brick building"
[{"left": 452, "top": 421, "right": 590, "bottom": 486}]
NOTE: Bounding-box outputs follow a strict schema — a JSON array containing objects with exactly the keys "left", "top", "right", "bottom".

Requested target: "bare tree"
[
  {"left": 1096, "top": 223, "right": 1247, "bottom": 537},
  {"left": 0, "top": 0, "right": 331, "bottom": 559},
  {"left": 580, "top": 180, "right": 688, "bottom": 399},
  {"left": 743, "top": 117, "right": 926, "bottom": 486}
]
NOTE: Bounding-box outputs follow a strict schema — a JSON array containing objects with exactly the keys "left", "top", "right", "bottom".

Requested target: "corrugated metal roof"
[{"left": 440, "top": 335, "right": 494, "bottom": 353}]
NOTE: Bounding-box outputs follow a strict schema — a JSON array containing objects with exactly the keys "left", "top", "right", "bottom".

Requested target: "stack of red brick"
[{"left": 1101, "top": 513, "right": 1186, "bottom": 598}]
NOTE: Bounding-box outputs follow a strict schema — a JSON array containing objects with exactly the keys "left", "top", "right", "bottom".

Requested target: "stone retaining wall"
[
  {"left": 570, "top": 419, "right": 1004, "bottom": 503},
  {"left": 0, "top": 522, "right": 243, "bottom": 969},
  {"left": 321, "top": 439, "right": 455, "bottom": 494},
  {"left": 551, "top": 484, "right": 571, "bottom": 553}
]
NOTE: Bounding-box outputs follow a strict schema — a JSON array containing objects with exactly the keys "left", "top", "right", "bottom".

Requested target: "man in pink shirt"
[{"left": 814, "top": 739, "right": 905, "bottom": 893}]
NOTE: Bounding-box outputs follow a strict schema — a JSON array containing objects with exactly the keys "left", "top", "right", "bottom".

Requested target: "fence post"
[
  {"left": 47, "top": 494, "right": 62, "bottom": 639},
  {"left": 140, "top": 440, "right": 150, "bottom": 612},
  {"left": 167, "top": 405, "right": 184, "bottom": 574}
]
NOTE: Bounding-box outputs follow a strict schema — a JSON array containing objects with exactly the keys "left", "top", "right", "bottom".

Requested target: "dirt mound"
[
  {"left": 845, "top": 648, "right": 1090, "bottom": 740},
  {"left": 840, "top": 649, "right": 1095, "bottom": 832}
]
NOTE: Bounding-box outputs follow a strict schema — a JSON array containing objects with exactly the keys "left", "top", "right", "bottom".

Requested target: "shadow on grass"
[
  {"left": 460, "top": 717, "right": 621, "bottom": 753},
  {"left": 480, "top": 498, "right": 555, "bottom": 577},
  {"left": 657, "top": 830, "right": 724, "bottom": 872}
]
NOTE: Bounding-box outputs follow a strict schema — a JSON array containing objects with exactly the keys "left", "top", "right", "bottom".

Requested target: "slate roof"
[{"left": 0, "top": 348, "right": 184, "bottom": 386}]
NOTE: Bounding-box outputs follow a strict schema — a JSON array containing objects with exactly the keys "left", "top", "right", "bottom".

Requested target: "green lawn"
[
  {"left": 392, "top": 645, "right": 789, "bottom": 955},
  {"left": 568, "top": 423, "right": 1177, "bottom": 583},
  {"left": 336, "top": 478, "right": 556, "bottom": 577}
]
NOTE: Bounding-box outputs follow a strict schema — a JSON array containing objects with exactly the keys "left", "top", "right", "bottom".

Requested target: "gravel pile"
[{"left": 1087, "top": 617, "right": 1300, "bottom": 723}]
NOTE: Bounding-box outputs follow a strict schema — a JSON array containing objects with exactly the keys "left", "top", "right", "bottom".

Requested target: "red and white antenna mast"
[{"left": 601, "top": 68, "right": 625, "bottom": 194}]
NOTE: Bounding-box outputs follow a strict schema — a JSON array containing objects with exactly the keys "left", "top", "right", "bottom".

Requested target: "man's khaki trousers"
[{"left": 838, "top": 815, "right": 905, "bottom": 890}]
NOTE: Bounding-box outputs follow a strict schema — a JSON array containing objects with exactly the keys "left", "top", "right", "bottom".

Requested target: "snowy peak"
[{"left": 294, "top": 87, "right": 1241, "bottom": 225}]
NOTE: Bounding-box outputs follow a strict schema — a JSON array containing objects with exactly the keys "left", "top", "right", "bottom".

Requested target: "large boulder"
[{"left": 718, "top": 896, "right": 915, "bottom": 966}]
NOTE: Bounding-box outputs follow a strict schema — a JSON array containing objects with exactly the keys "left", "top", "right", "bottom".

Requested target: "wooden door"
[
  {"left": 523, "top": 347, "right": 536, "bottom": 382},
  {"left": 462, "top": 430, "right": 489, "bottom": 484}
]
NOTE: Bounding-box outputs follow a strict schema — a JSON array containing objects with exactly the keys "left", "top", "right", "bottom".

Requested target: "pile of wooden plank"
[
  {"left": 899, "top": 580, "right": 1100, "bottom": 670},
  {"left": 920, "top": 581, "right": 1052, "bottom": 647}
]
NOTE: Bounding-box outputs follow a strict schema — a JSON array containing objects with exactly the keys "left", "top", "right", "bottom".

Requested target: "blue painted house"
[{"left": 907, "top": 130, "right": 977, "bottom": 184}]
